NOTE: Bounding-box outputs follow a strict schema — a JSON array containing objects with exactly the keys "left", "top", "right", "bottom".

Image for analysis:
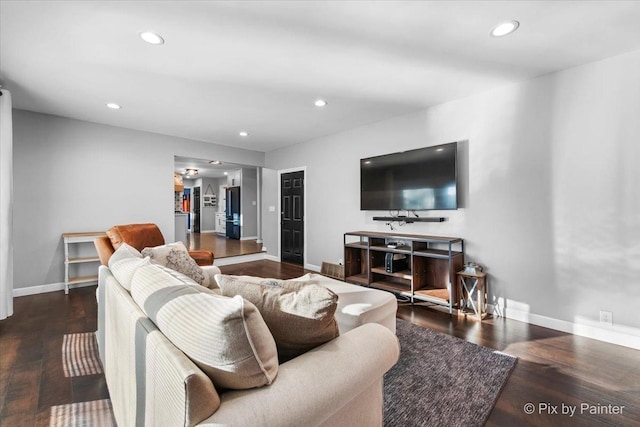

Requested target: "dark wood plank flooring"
[
  {"left": 187, "top": 232, "right": 263, "bottom": 258},
  {"left": 1, "top": 260, "right": 638, "bottom": 426}
]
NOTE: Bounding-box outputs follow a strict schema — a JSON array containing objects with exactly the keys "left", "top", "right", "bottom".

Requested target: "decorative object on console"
[{"left": 463, "top": 262, "right": 484, "bottom": 274}]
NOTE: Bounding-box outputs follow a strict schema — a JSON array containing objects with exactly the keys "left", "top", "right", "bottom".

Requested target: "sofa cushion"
[
  {"left": 131, "top": 264, "right": 278, "bottom": 390},
  {"left": 215, "top": 274, "right": 340, "bottom": 362},
  {"left": 142, "top": 241, "right": 206, "bottom": 286}
]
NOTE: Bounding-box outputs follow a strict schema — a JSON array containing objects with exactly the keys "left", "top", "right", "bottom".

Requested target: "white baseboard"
[
  {"left": 492, "top": 304, "right": 640, "bottom": 350},
  {"left": 13, "top": 281, "right": 96, "bottom": 297},
  {"left": 264, "top": 254, "right": 280, "bottom": 262},
  {"left": 240, "top": 236, "right": 258, "bottom": 241},
  {"left": 214, "top": 252, "right": 267, "bottom": 266}
]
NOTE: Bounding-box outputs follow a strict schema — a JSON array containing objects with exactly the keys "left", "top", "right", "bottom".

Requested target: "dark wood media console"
[{"left": 344, "top": 231, "right": 464, "bottom": 313}]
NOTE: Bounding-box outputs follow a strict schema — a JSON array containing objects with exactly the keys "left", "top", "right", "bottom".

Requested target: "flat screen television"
[{"left": 360, "top": 142, "right": 458, "bottom": 211}]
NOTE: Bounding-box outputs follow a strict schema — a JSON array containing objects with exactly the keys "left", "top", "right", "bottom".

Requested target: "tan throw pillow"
[
  {"left": 215, "top": 274, "right": 340, "bottom": 362},
  {"left": 131, "top": 264, "right": 278, "bottom": 390},
  {"left": 141, "top": 241, "right": 205, "bottom": 285}
]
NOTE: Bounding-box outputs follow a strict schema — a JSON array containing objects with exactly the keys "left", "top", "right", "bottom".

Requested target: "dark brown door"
[{"left": 281, "top": 171, "right": 304, "bottom": 265}]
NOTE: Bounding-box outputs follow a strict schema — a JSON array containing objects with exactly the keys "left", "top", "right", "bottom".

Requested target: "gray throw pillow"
[{"left": 141, "top": 241, "right": 205, "bottom": 285}]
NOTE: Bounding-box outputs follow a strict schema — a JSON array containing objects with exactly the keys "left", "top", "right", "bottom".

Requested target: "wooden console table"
[
  {"left": 62, "top": 231, "right": 106, "bottom": 294},
  {"left": 344, "top": 231, "right": 464, "bottom": 314}
]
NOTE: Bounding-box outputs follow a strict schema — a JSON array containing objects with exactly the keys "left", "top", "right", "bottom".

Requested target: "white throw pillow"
[
  {"left": 109, "top": 256, "right": 151, "bottom": 291},
  {"left": 131, "top": 264, "right": 278, "bottom": 390},
  {"left": 108, "top": 242, "right": 142, "bottom": 266}
]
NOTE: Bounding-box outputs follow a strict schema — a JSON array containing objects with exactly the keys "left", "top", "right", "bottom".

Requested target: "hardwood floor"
[
  {"left": 0, "top": 286, "right": 107, "bottom": 427},
  {"left": 187, "top": 232, "right": 263, "bottom": 258},
  {"left": 1, "top": 260, "right": 638, "bottom": 426}
]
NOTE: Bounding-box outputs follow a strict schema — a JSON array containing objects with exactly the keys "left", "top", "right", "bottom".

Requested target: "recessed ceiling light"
[
  {"left": 239, "top": 131, "right": 249, "bottom": 137},
  {"left": 314, "top": 99, "right": 327, "bottom": 107},
  {"left": 209, "top": 160, "right": 222, "bottom": 165},
  {"left": 223, "top": 172, "right": 228, "bottom": 176},
  {"left": 106, "top": 103, "right": 121, "bottom": 109},
  {"left": 140, "top": 31, "right": 165, "bottom": 45},
  {"left": 490, "top": 20, "right": 520, "bottom": 37}
]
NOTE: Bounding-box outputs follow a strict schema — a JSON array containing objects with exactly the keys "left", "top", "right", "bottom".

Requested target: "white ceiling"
[
  {"left": 2, "top": 1, "right": 640, "bottom": 152},
  {"left": 175, "top": 156, "right": 250, "bottom": 179}
]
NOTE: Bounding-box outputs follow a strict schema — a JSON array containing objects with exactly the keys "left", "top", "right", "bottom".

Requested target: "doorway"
[
  {"left": 280, "top": 170, "right": 304, "bottom": 265},
  {"left": 193, "top": 186, "right": 201, "bottom": 233}
]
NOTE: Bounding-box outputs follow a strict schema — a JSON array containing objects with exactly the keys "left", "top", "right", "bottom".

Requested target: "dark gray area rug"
[{"left": 384, "top": 319, "right": 517, "bottom": 427}]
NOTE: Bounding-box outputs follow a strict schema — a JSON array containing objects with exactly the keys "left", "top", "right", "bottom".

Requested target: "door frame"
[{"left": 277, "top": 166, "right": 307, "bottom": 268}]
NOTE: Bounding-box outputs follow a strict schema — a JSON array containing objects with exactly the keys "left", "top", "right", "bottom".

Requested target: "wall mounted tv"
[{"left": 360, "top": 142, "right": 458, "bottom": 211}]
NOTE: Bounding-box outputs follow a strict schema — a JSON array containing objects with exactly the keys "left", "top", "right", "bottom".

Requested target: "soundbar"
[{"left": 373, "top": 216, "right": 446, "bottom": 223}]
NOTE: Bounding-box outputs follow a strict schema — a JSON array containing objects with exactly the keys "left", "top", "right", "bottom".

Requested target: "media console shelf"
[{"left": 344, "top": 231, "right": 464, "bottom": 313}]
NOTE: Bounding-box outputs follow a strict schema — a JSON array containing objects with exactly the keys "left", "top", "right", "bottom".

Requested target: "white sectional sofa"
[{"left": 96, "top": 263, "right": 399, "bottom": 427}]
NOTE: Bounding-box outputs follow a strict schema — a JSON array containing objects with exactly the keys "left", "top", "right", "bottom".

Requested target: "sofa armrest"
[
  {"left": 94, "top": 236, "right": 115, "bottom": 266},
  {"left": 199, "top": 323, "right": 399, "bottom": 427},
  {"left": 189, "top": 250, "right": 214, "bottom": 266}
]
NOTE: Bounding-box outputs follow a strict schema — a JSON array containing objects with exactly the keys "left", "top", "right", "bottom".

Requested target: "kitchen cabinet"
[
  {"left": 174, "top": 173, "right": 184, "bottom": 192},
  {"left": 215, "top": 212, "right": 226, "bottom": 235}
]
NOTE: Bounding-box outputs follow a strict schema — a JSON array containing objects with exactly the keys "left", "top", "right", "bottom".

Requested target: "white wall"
[
  {"left": 261, "top": 168, "right": 279, "bottom": 255},
  {"left": 241, "top": 168, "right": 258, "bottom": 239},
  {"left": 195, "top": 177, "right": 222, "bottom": 232},
  {"left": 264, "top": 49, "right": 640, "bottom": 344},
  {"left": 13, "top": 110, "right": 264, "bottom": 290}
]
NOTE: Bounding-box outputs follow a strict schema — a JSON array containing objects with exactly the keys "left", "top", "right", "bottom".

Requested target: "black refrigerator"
[{"left": 225, "top": 186, "right": 241, "bottom": 239}]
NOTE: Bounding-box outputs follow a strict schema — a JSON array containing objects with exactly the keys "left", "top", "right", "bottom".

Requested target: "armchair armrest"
[
  {"left": 200, "top": 323, "right": 400, "bottom": 427},
  {"left": 189, "top": 250, "right": 214, "bottom": 266},
  {"left": 94, "top": 236, "right": 115, "bottom": 266}
]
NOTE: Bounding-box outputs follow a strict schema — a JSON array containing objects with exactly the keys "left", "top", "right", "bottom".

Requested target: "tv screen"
[{"left": 360, "top": 142, "right": 458, "bottom": 211}]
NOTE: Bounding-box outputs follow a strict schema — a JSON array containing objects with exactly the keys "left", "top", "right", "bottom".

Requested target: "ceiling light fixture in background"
[
  {"left": 184, "top": 168, "right": 198, "bottom": 176},
  {"left": 490, "top": 20, "right": 520, "bottom": 37},
  {"left": 106, "top": 103, "right": 121, "bottom": 109},
  {"left": 314, "top": 99, "right": 327, "bottom": 107},
  {"left": 239, "top": 131, "right": 249, "bottom": 137},
  {"left": 209, "top": 160, "right": 222, "bottom": 165},
  {"left": 140, "top": 31, "right": 165, "bottom": 45}
]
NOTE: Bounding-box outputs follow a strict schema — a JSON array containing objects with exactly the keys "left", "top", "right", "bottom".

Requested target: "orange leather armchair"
[{"left": 94, "top": 223, "right": 214, "bottom": 266}]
